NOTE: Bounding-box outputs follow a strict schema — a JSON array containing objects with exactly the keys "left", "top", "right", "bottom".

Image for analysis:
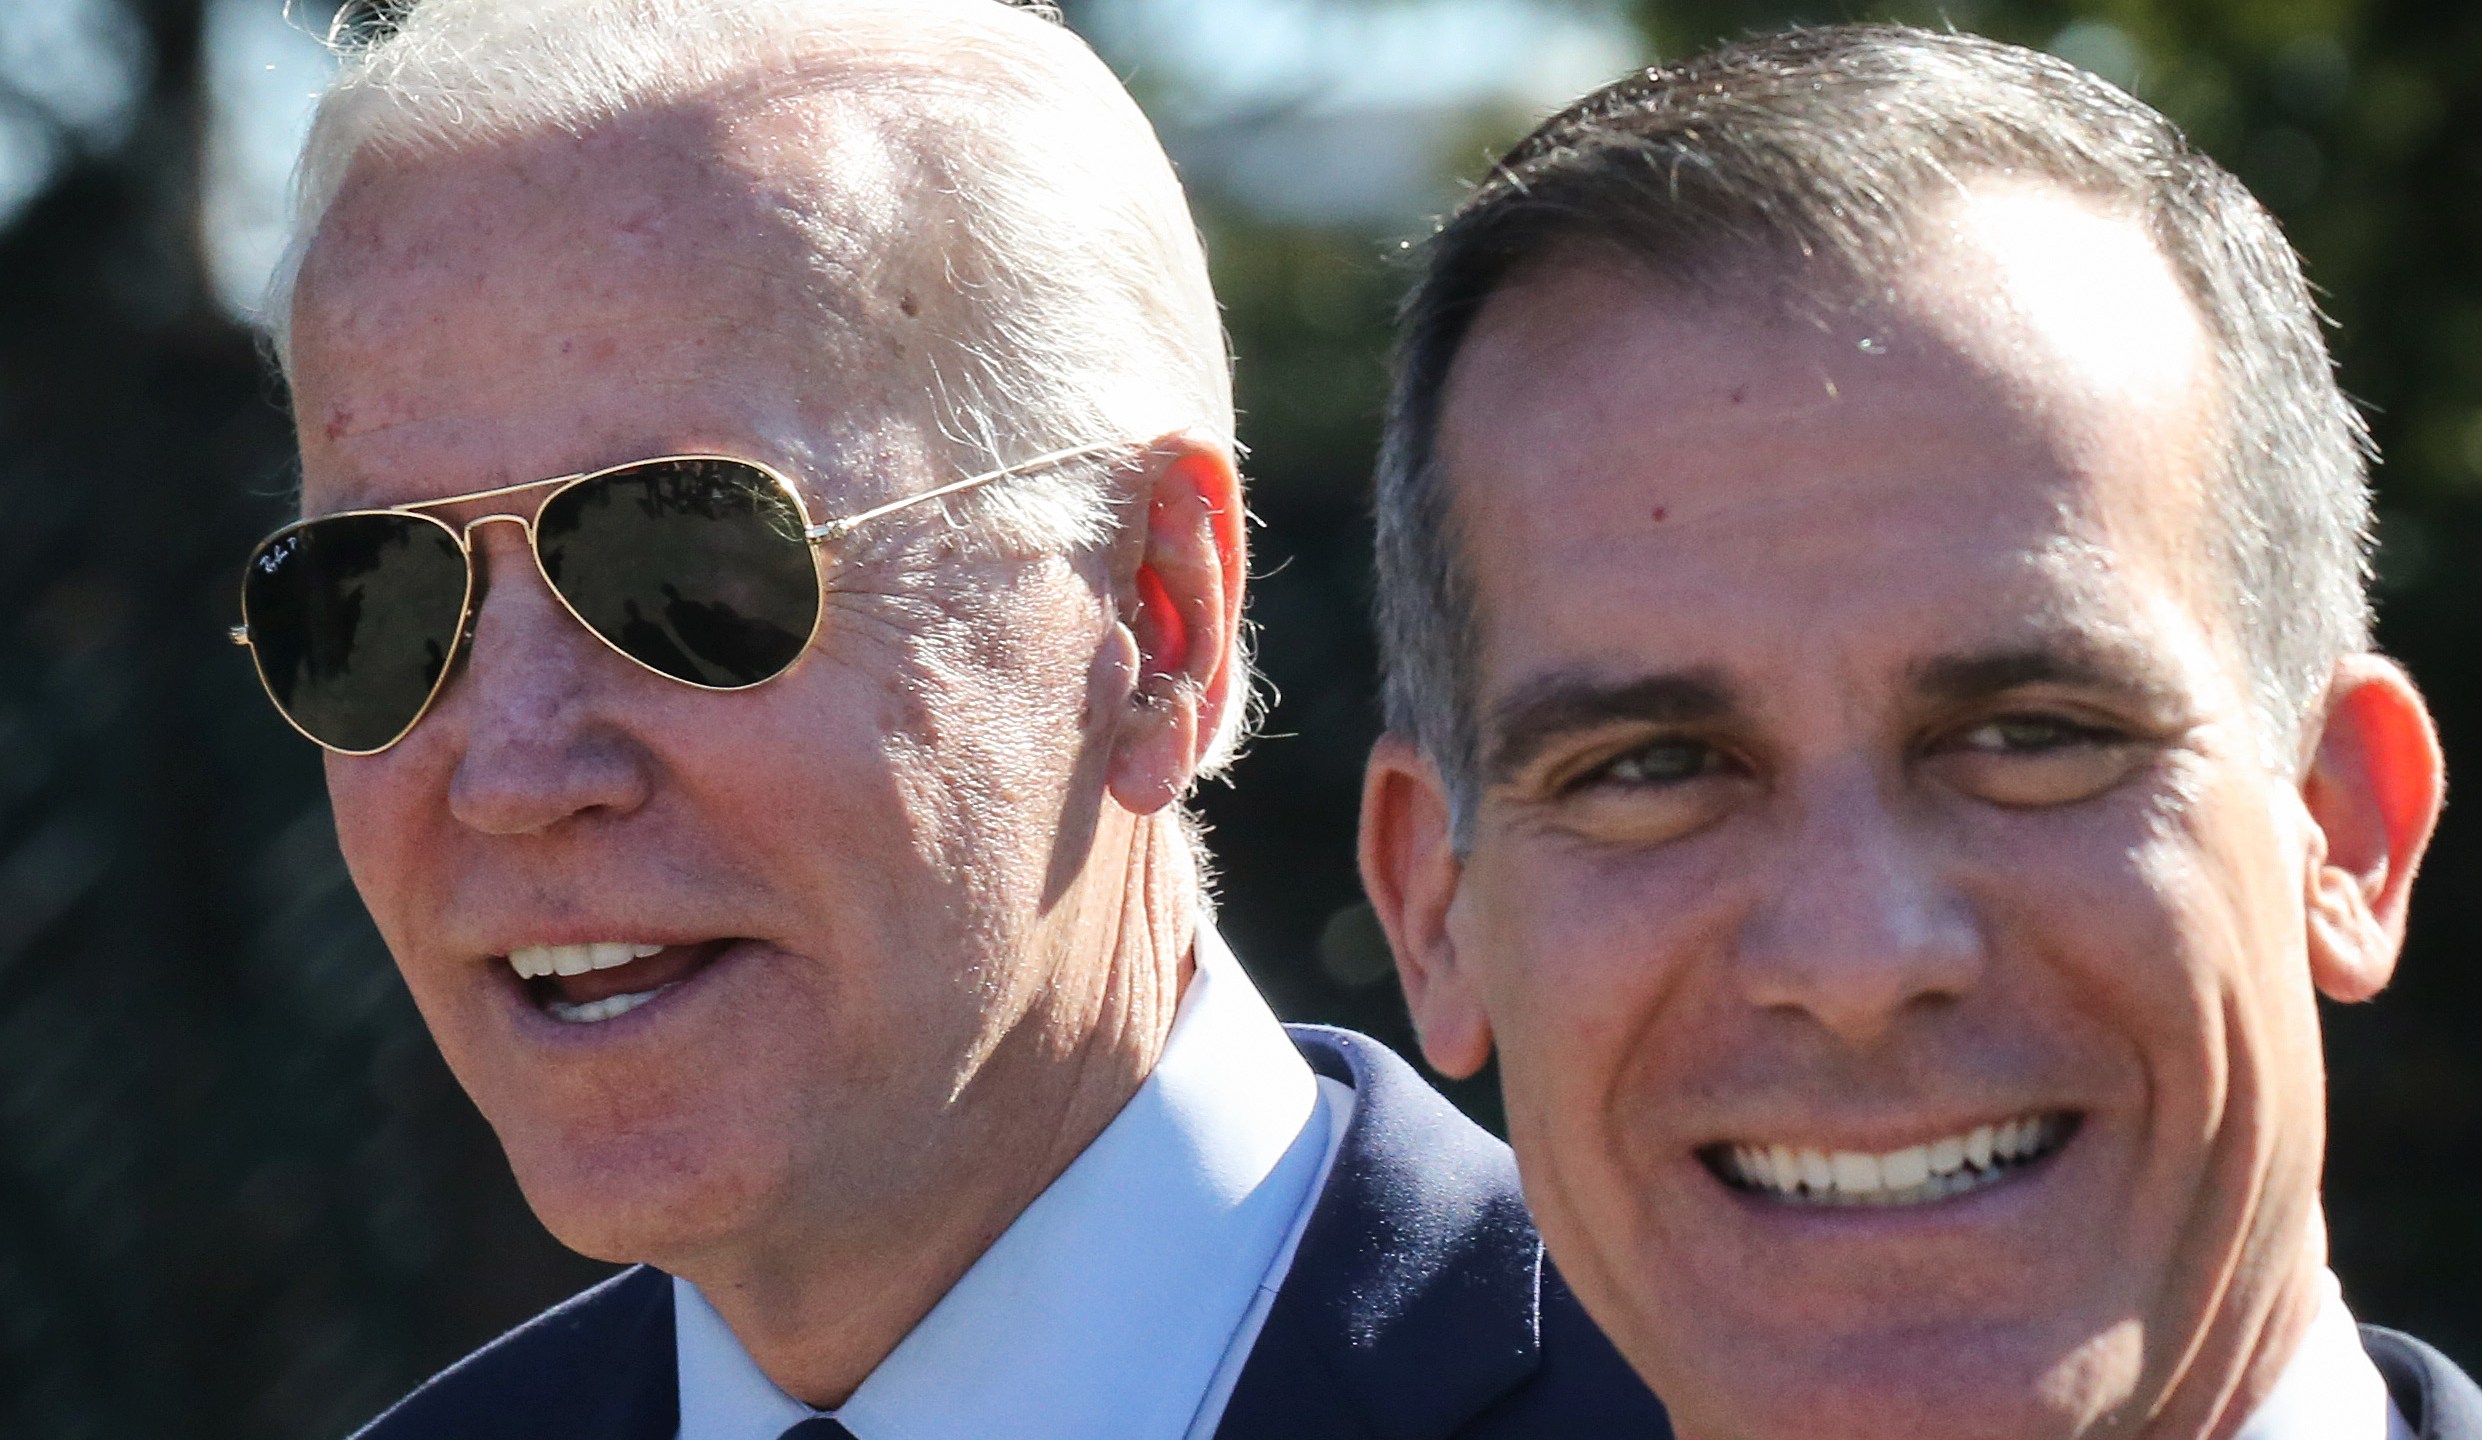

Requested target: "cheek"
[
  {"left": 2102, "top": 819, "right": 2330, "bottom": 1369},
  {"left": 1454, "top": 836, "right": 1719, "bottom": 1131},
  {"left": 904, "top": 584, "right": 1113, "bottom": 828},
  {"left": 1958, "top": 776, "right": 2275, "bottom": 1049},
  {"left": 322, "top": 751, "right": 447, "bottom": 935},
  {"left": 1451, "top": 837, "right": 1731, "bottom": 1343},
  {"left": 1971, "top": 781, "right": 2324, "bottom": 1258},
  {"left": 2128, "top": 798, "right": 2325, "bottom": 1155},
  {"left": 887, "top": 660, "right": 1086, "bottom": 861}
]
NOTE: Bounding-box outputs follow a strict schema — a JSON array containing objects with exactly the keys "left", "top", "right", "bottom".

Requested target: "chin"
[
  {"left": 494, "top": 1109, "right": 790, "bottom": 1268},
  {"left": 1639, "top": 1320, "right": 2118, "bottom": 1440}
]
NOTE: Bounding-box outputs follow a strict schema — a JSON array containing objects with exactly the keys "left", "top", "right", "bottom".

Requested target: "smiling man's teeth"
[
  {"left": 1719, "top": 1114, "right": 2074, "bottom": 1208},
  {"left": 507, "top": 942, "right": 665, "bottom": 981},
  {"left": 545, "top": 987, "right": 672, "bottom": 1025}
]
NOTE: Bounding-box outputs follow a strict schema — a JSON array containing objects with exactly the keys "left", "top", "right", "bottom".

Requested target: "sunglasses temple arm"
[{"left": 803, "top": 441, "right": 1127, "bottom": 544}]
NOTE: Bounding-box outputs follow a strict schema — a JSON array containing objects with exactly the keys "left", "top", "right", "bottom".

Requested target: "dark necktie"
[{"left": 778, "top": 1421, "right": 859, "bottom": 1440}]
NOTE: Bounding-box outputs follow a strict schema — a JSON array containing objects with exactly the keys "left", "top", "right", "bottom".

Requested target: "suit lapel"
[
  {"left": 1215, "top": 1027, "right": 1543, "bottom": 1440},
  {"left": 550, "top": 1267, "right": 680, "bottom": 1440},
  {"left": 350, "top": 1263, "right": 678, "bottom": 1440},
  {"left": 2366, "top": 1326, "right": 2482, "bottom": 1440}
]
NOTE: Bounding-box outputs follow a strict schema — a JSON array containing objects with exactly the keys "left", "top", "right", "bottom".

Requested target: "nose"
[
  {"left": 439, "top": 523, "right": 655, "bottom": 835},
  {"left": 1732, "top": 757, "right": 1985, "bottom": 1045}
]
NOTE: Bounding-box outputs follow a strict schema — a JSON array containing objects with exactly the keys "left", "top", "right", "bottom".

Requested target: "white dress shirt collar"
[
  {"left": 2234, "top": 1268, "right": 2415, "bottom": 1440},
  {"left": 674, "top": 927, "right": 1331, "bottom": 1440}
]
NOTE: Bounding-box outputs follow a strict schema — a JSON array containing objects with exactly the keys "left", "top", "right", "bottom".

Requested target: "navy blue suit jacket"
[
  {"left": 349, "top": 1025, "right": 1668, "bottom": 1438},
  {"left": 2368, "top": 1327, "right": 2482, "bottom": 1440}
]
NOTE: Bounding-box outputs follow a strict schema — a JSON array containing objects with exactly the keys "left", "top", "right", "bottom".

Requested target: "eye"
[
  {"left": 1530, "top": 735, "right": 1745, "bottom": 848},
  {"left": 1960, "top": 715, "right": 2110, "bottom": 753},
  {"left": 1596, "top": 737, "right": 1727, "bottom": 788},
  {"left": 1937, "top": 712, "right": 2147, "bottom": 808}
]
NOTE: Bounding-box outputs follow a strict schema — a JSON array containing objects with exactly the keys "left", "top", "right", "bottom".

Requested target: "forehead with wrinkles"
[
  {"left": 296, "top": 87, "right": 923, "bottom": 351},
  {"left": 1442, "top": 181, "right": 2230, "bottom": 683},
  {"left": 288, "top": 92, "right": 961, "bottom": 483},
  {"left": 279, "top": 0, "right": 1147, "bottom": 370}
]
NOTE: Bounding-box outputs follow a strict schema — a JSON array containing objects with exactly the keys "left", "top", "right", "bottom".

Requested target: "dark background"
[{"left": 0, "top": 0, "right": 2473, "bottom": 1434}]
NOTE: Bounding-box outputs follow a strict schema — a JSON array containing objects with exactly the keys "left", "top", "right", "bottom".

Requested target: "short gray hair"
[
  {"left": 1375, "top": 24, "right": 2373, "bottom": 829},
  {"left": 272, "top": 0, "right": 1257, "bottom": 772}
]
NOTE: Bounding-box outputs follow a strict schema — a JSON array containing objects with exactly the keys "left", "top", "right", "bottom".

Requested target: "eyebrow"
[
  {"left": 1909, "top": 638, "right": 2189, "bottom": 714},
  {"left": 1483, "top": 668, "right": 1738, "bottom": 784},
  {"left": 1479, "top": 636, "right": 2190, "bottom": 785}
]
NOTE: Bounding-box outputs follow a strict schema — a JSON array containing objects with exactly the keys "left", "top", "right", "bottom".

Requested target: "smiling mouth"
[
  {"left": 505, "top": 940, "right": 735, "bottom": 1024},
  {"left": 1702, "top": 1113, "right": 2081, "bottom": 1208}
]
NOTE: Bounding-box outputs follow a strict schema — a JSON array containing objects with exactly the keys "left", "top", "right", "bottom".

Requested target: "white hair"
[{"left": 269, "top": 0, "right": 1255, "bottom": 773}]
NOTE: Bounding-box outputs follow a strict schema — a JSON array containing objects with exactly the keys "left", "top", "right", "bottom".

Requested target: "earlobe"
[
  {"left": 2301, "top": 656, "right": 2444, "bottom": 1004},
  {"left": 1360, "top": 735, "right": 1494, "bottom": 1077}
]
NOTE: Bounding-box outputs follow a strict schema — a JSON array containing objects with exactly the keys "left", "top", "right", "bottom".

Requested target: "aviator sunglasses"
[{"left": 231, "top": 443, "right": 1120, "bottom": 755}]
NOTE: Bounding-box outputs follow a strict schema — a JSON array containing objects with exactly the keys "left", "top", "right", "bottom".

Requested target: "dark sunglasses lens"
[
  {"left": 536, "top": 459, "right": 820, "bottom": 688},
  {"left": 243, "top": 514, "right": 470, "bottom": 752}
]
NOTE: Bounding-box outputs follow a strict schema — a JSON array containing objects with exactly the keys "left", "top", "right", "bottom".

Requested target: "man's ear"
[
  {"left": 2302, "top": 654, "right": 2444, "bottom": 1003},
  {"left": 1104, "top": 435, "right": 1245, "bottom": 816},
  {"left": 1360, "top": 734, "right": 1493, "bottom": 1077}
]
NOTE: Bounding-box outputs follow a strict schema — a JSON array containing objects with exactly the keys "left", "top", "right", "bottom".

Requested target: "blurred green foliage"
[{"left": 0, "top": 1, "right": 2474, "bottom": 1435}]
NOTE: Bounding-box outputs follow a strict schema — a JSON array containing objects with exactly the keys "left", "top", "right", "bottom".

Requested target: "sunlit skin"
[
  {"left": 1362, "top": 185, "right": 2443, "bottom": 1440},
  {"left": 287, "top": 88, "right": 1246, "bottom": 1406}
]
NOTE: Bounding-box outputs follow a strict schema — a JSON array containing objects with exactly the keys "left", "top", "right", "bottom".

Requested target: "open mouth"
[
  {"left": 505, "top": 940, "right": 736, "bottom": 1024},
  {"left": 1702, "top": 1112, "right": 2081, "bottom": 1208}
]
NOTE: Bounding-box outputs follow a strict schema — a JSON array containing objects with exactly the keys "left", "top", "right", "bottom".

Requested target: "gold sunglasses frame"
[{"left": 231, "top": 441, "right": 1126, "bottom": 757}]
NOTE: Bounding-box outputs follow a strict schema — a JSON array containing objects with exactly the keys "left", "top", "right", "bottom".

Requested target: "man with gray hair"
[
  {"left": 1359, "top": 23, "right": 2474, "bottom": 1440},
  {"left": 225, "top": 1, "right": 1661, "bottom": 1437}
]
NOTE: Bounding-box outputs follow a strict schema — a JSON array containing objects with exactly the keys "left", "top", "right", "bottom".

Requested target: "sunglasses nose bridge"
[
  {"left": 458, "top": 511, "right": 539, "bottom": 589},
  {"left": 459, "top": 510, "right": 534, "bottom": 542}
]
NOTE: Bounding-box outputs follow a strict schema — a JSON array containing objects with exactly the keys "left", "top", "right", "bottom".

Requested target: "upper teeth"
[
  {"left": 508, "top": 942, "right": 665, "bottom": 980},
  {"left": 1720, "top": 1115, "right": 2068, "bottom": 1207}
]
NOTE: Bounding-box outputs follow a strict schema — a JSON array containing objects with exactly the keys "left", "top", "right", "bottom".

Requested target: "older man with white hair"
[{"left": 225, "top": 2, "right": 1663, "bottom": 1438}]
